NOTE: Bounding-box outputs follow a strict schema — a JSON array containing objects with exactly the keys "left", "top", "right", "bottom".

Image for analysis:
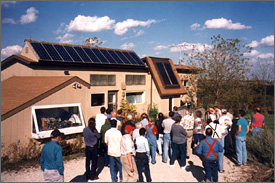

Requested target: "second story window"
[
  {"left": 90, "top": 75, "right": 116, "bottom": 86},
  {"left": 126, "top": 75, "right": 146, "bottom": 85}
]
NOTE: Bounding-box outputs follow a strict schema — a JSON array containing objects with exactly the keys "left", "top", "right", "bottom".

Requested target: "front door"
[{"left": 108, "top": 91, "right": 118, "bottom": 112}]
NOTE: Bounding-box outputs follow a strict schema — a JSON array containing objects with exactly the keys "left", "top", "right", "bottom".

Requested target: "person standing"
[
  {"left": 172, "top": 106, "right": 182, "bottom": 121},
  {"left": 96, "top": 107, "right": 107, "bottom": 132},
  {"left": 132, "top": 122, "right": 142, "bottom": 141},
  {"left": 155, "top": 112, "right": 165, "bottom": 156},
  {"left": 105, "top": 119, "right": 123, "bottom": 182},
  {"left": 230, "top": 111, "right": 239, "bottom": 154},
  {"left": 120, "top": 125, "right": 138, "bottom": 182},
  {"left": 208, "top": 108, "right": 217, "bottom": 123},
  {"left": 116, "top": 109, "right": 124, "bottom": 122},
  {"left": 83, "top": 118, "right": 101, "bottom": 181},
  {"left": 40, "top": 129, "right": 64, "bottom": 182},
  {"left": 250, "top": 107, "right": 266, "bottom": 138},
  {"left": 235, "top": 110, "right": 249, "bottom": 166},
  {"left": 170, "top": 116, "right": 188, "bottom": 170},
  {"left": 218, "top": 109, "right": 232, "bottom": 173},
  {"left": 100, "top": 118, "right": 111, "bottom": 167},
  {"left": 180, "top": 109, "right": 194, "bottom": 159},
  {"left": 213, "top": 106, "right": 222, "bottom": 119},
  {"left": 140, "top": 113, "right": 149, "bottom": 128},
  {"left": 162, "top": 111, "right": 175, "bottom": 163},
  {"left": 121, "top": 114, "right": 136, "bottom": 135},
  {"left": 196, "top": 128, "right": 223, "bottom": 182},
  {"left": 134, "top": 128, "right": 152, "bottom": 182},
  {"left": 145, "top": 117, "right": 158, "bottom": 164},
  {"left": 193, "top": 110, "right": 206, "bottom": 149}
]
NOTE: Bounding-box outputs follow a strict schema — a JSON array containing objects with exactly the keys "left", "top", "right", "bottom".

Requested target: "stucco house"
[{"left": 1, "top": 39, "right": 198, "bottom": 148}]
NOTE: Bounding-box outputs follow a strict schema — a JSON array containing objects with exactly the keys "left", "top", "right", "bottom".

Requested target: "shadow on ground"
[
  {"left": 70, "top": 156, "right": 105, "bottom": 182},
  {"left": 186, "top": 160, "right": 205, "bottom": 182}
]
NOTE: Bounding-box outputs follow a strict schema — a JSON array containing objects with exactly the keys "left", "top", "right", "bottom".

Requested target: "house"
[{"left": 1, "top": 39, "right": 198, "bottom": 148}]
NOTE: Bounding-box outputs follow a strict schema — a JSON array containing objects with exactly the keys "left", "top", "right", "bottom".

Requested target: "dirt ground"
[{"left": 1, "top": 152, "right": 248, "bottom": 182}]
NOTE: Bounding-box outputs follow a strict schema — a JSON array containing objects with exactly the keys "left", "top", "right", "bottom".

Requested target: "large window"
[
  {"left": 32, "top": 103, "right": 85, "bottom": 139},
  {"left": 91, "top": 93, "right": 105, "bottom": 106},
  {"left": 126, "top": 75, "right": 146, "bottom": 85},
  {"left": 90, "top": 74, "right": 116, "bottom": 86},
  {"left": 126, "top": 92, "right": 144, "bottom": 104}
]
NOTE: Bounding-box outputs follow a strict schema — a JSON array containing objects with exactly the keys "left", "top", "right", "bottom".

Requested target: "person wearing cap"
[
  {"left": 105, "top": 119, "right": 123, "bottom": 182},
  {"left": 120, "top": 124, "right": 138, "bottom": 182},
  {"left": 83, "top": 118, "right": 101, "bottom": 181},
  {"left": 40, "top": 129, "right": 64, "bottom": 182},
  {"left": 196, "top": 128, "right": 223, "bottom": 182},
  {"left": 145, "top": 117, "right": 158, "bottom": 164},
  {"left": 250, "top": 107, "right": 266, "bottom": 138},
  {"left": 218, "top": 109, "right": 232, "bottom": 173},
  {"left": 121, "top": 114, "right": 136, "bottom": 135}
]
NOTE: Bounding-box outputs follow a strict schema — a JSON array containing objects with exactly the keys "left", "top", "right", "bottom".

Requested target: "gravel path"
[{"left": 1, "top": 152, "right": 246, "bottom": 182}]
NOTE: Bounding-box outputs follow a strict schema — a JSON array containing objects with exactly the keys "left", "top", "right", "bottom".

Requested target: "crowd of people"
[{"left": 40, "top": 105, "right": 266, "bottom": 182}]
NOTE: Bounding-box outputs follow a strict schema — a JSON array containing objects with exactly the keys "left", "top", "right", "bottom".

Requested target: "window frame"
[
  {"left": 126, "top": 91, "right": 145, "bottom": 104},
  {"left": 125, "top": 75, "right": 146, "bottom": 85},
  {"left": 91, "top": 93, "right": 105, "bottom": 107},
  {"left": 90, "top": 74, "right": 116, "bottom": 86}
]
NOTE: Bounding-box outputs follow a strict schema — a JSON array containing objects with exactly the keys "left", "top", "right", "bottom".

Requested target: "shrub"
[
  {"left": 148, "top": 104, "right": 159, "bottom": 120},
  {"left": 60, "top": 135, "right": 84, "bottom": 156},
  {"left": 120, "top": 100, "right": 137, "bottom": 119}
]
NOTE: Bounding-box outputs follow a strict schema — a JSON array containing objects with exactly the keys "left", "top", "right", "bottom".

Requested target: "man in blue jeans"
[
  {"left": 197, "top": 128, "right": 223, "bottom": 182},
  {"left": 162, "top": 111, "right": 175, "bottom": 163},
  {"left": 235, "top": 110, "right": 249, "bottom": 166}
]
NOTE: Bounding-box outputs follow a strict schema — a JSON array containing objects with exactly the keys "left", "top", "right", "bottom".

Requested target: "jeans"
[
  {"left": 219, "top": 130, "right": 228, "bottom": 171},
  {"left": 163, "top": 133, "right": 172, "bottom": 163},
  {"left": 102, "top": 143, "right": 109, "bottom": 166},
  {"left": 252, "top": 127, "right": 262, "bottom": 138},
  {"left": 109, "top": 156, "right": 123, "bottom": 182},
  {"left": 85, "top": 146, "right": 98, "bottom": 180},
  {"left": 193, "top": 134, "right": 204, "bottom": 145},
  {"left": 148, "top": 141, "right": 157, "bottom": 164},
  {"left": 170, "top": 142, "right": 186, "bottom": 167},
  {"left": 135, "top": 152, "right": 152, "bottom": 182},
  {"left": 157, "top": 134, "right": 164, "bottom": 155},
  {"left": 203, "top": 159, "right": 219, "bottom": 182},
  {"left": 235, "top": 136, "right": 247, "bottom": 165}
]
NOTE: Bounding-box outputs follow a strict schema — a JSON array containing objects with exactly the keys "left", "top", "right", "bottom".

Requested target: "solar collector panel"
[
  {"left": 73, "top": 47, "right": 92, "bottom": 62},
  {"left": 164, "top": 63, "right": 179, "bottom": 85},
  {"left": 82, "top": 47, "right": 101, "bottom": 63},
  {"left": 53, "top": 45, "right": 74, "bottom": 62},
  {"left": 91, "top": 49, "right": 109, "bottom": 63},
  {"left": 128, "top": 52, "right": 145, "bottom": 65},
  {"left": 114, "top": 51, "right": 131, "bottom": 64},
  {"left": 30, "top": 42, "right": 52, "bottom": 60},
  {"left": 63, "top": 46, "right": 83, "bottom": 62},
  {"left": 108, "top": 50, "right": 124, "bottom": 64},
  {"left": 42, "top": 44, "right": 63, "bottom": 61},
  {"left": 99, "top": 49, "right": 117, "bottom": 64},
  {"left": 123, "top": 52, "right": 138, "bottom": 65},
  {"left": 156, "top": 62, "right": 171, "bottom": 85}
]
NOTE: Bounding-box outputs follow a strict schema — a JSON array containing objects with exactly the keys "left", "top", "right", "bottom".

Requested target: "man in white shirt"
[
  {"left": 134, "top": 128, "right": 152, "bottom": 182},
  {"left": 180, "top": 110, "right": 194, "bottom": 158},
  {"left": 105, "top": 119, "right": 123, "bottom": 182},
  {"left": 120, "top": 125, "right": 138, "bottom": 182},
  {"left": 218, "top": 109, "right": 232, "bottom": 173},
  {"left": 162, "top": 111, "right": 175, "bottom": 163},
  {"left": 213, "top": 106, "right": 222, "bottom": 119},
  {"left": 96, "top": 107, "right": 107, "bottom": 132}
]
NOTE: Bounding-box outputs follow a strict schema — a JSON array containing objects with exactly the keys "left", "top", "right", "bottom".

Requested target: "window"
[
  {"left": 90, "top": 75, "right": 116, "bottom": 86},
  {"left": 182, "top": 80, "right": 189, "bottom": 87},
  {"left": 91, "top": 93, "right": 105, "bottom": 106},
  {"left": 32, "top": 103, "right": 85, "bottom": 139},
  {"left": 126, "top": 75, "right": 146, "bottom": 85},
  {"left": 126, "top": 92, "right": 144, "bottom": 104}
]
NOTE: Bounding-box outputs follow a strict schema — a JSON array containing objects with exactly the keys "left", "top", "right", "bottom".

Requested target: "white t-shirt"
[
  {"left": 95, "top": 113, "right": 107, "bottom": 132},
  {"left": 205, "top": 122, "right": 222, "bottom": 139},
  {"left": 209, "top": 114, "right": 216, "bottom": 122},
  {"left": 105, "top": 128, "right": 122, "bottom": 157},
  {"left": 219, "top": 115, "right": 232, "bottom": 133}
]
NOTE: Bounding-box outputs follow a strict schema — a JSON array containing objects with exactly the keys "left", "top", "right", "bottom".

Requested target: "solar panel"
[
  {"left": 156, "top": 62, "right": 171, "bottom": 85},
  {"left": 29, "top": 41, "right": 144, "bottom": 66},
  {"left": 53, "top": 45, "right": 74, "bottom": 62},
  {"left": 30, "top": 42, "right": 52, "bottom": 60},
  {"left": 64, "top": 46, "right": 83, "bottom": 62},
  {"left": 164, "top": 63, "right": 179, "bottom": 85}
]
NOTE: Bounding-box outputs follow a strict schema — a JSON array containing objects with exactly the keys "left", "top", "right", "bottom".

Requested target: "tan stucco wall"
[{"left": 1, "top": 62, "right": 34, "bottom": 81}]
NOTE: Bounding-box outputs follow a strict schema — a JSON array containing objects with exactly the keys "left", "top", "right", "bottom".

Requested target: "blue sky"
[{"left": 1, "top": 1, "right": 274, "bottom": 70}]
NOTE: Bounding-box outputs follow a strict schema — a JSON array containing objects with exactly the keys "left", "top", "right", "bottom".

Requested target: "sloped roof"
[
  {"left": 1, "top": 76, "right": 90, "bottom": 120},
  {"left": 174, "top": 65, "right": 201, "bottom": 72}
]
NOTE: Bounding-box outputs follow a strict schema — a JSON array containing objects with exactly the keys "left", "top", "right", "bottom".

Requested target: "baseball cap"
[
  {"left": 221, "top": 109, "right": 227, "bottom": 114},
  {"left": 50, "top": 129, "right": 64, "bottom": 138},
  {"left": 124, "top": 124, "right": 135, "bottom": 134}
]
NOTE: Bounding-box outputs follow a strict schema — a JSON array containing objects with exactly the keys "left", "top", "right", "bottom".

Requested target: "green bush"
[{"left": 148, "top": 105, "right": 159, "bottom": 120}]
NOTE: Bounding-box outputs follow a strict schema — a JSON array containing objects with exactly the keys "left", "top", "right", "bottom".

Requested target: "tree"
[
  {"left": 84, "top": 36, "right": 103, "bottom": 47},
  {"left": 183, "top": 34, "right": 252, "bottom": 110}
]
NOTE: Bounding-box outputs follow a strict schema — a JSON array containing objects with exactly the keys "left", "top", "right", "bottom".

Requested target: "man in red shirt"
[{"left": 250, "top": 107, "right": 265, "bottom": 138}]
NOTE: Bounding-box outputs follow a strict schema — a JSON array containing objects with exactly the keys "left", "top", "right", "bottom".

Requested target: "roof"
[
  {"left": 1, "top": 76, "right": 90, "bottom": 120},
  {"left": 174, "top": 65, "right": 200, "bottom": 72},
  {"left": 1, "top": 54, "right": 37, "bottom": 70},
  {"left": 142, "top": 56, "right": 187, "bottom": 97}
]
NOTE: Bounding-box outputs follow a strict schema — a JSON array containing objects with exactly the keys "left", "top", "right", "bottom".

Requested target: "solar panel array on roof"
[
  {"left": 156, "top": 62, "right": 179, "bottom": 86},
  {"left": 30, "top": 41, "right": 145, "bottom": 66}
]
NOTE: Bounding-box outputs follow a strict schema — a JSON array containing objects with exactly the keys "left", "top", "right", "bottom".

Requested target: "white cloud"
[
  {"left": 2, "top": 18, "right": 17, "bottom": 24},
  {"left": 243, "top": 50, "right": 260, "bottom": 57},
  {"left": 136, "top": 30, "right": 144, "bottom": 37},
  {"left": 55, "top": 22, "right": 66, "bottom": 34},
  {"left": 67, "top": 15, "right": 115, "bottom": 32},
  {"left": 20, "top": 7, "right": 39, "bottom": 24},
  {"left": 114, "top": 19, "right": 157, "bottom": 36},
  {"left": 154, "top": 42, "right": 212, "bottom": 53},
  {"left": 1, "top": 45, "right": 22, "bottom": 60},
  {"left": 203, "top": 17, "right": 252, "bottom": 30},
  {"left": 247, "top": 35, "right": 274, "bottom": 48},
  {"left": 121, "top": 43, "right": 135, "bottom": 50},
  {"left": 190, "top": 23, "right": 200, "bottom": 30},
  {"left": 56, "top": 33, "right": 74, "bottom": 44},
  {"left": 155, "top": 52, "right": 161, "bottom": 56},
  {"left": 257, "top": 53, "right": 274, "bottom": 59},
  {"left": 1, "top": 1, "right": 16, "bottom": 8},
  {"left": 154, "top": 45, "right": 169, "bottom": 50}
]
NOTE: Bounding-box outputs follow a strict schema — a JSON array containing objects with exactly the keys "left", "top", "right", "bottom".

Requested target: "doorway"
[{"left": 108, "top": 91, "right": 118, "bottom": 112}]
